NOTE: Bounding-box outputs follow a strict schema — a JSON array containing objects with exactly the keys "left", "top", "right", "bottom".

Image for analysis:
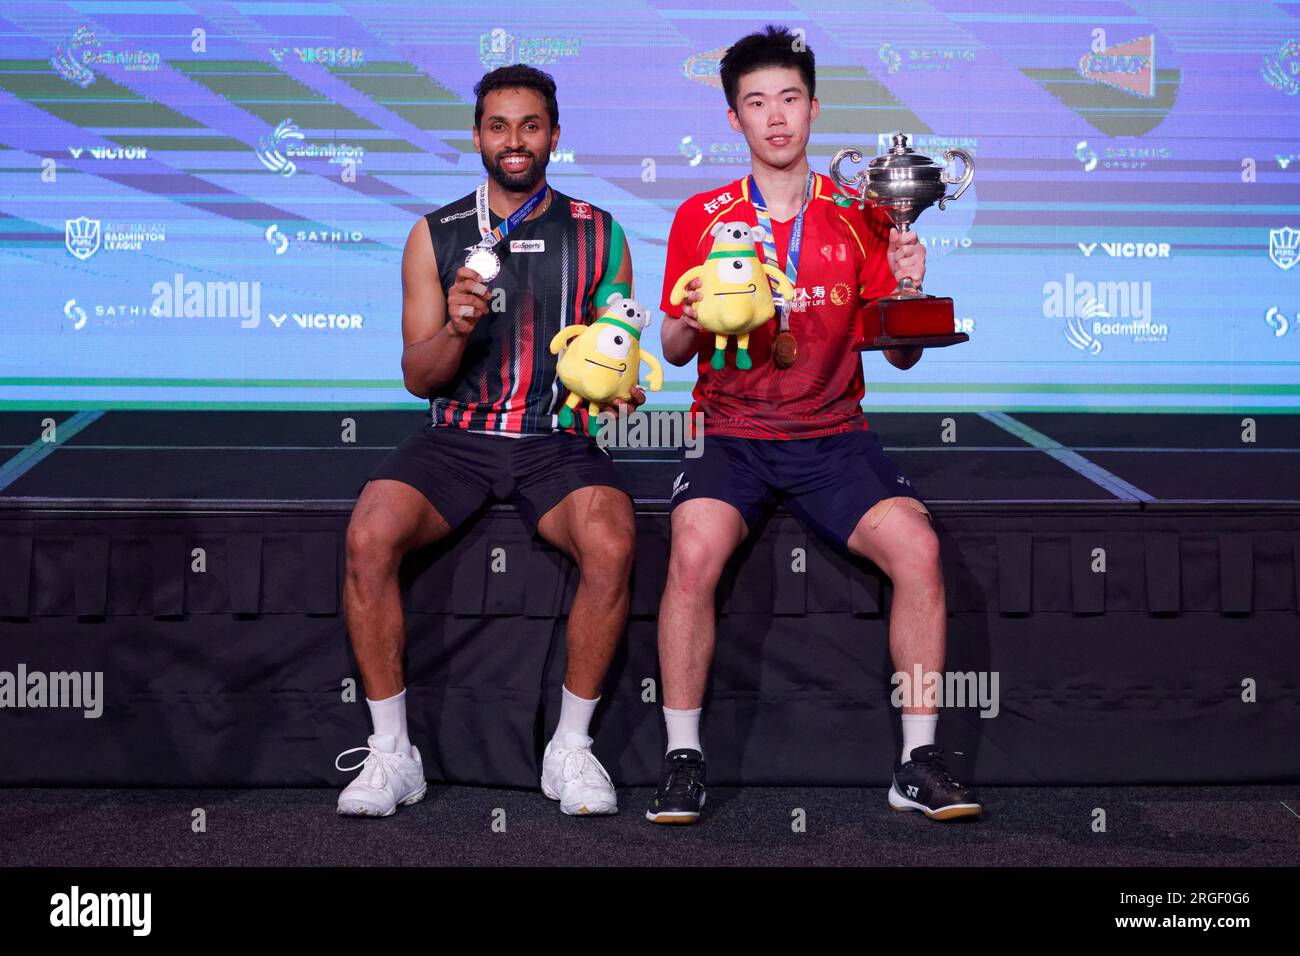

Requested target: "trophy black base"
[
  {"left": 858, "top": 332, "right": 970, "bottom": 352},
  {"left": 853, "top": 292, "right": 970, "bottom": 352}
]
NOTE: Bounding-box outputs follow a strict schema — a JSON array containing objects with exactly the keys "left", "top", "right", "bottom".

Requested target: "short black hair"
[
  {"left": 473, "top": 65, "right": 559, "bottom": 129},
  {"left": 719, "top": 24, "right": 816, "bottom": 112}
]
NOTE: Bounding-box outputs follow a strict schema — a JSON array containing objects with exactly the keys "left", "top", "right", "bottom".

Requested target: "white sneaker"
[
  {"left": 540, "top": 732, "right": 618, "bottom": 816},
  {"left": 335, "top": 734, "right": 427, "bottom": 817}
]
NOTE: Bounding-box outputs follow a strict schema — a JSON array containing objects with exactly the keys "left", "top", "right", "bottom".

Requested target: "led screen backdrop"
[{"left": 1, "top": 0, "right": 1298, "bottom": 412}]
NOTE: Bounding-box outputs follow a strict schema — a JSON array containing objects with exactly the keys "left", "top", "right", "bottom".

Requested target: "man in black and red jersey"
[
  {"left": 646, "top": 26, "right": 981, "bottom": 824},
  {"left": 337, "top": 65, "right": 642, "bottom": 819}
]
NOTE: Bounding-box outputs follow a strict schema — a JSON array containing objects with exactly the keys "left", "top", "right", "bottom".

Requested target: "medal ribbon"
[
  {"left": 471, "top": 179, "right": 549, "bottom": 253},
  {"left": 747, "top": 170, "right": 814, "bottom": 326}
]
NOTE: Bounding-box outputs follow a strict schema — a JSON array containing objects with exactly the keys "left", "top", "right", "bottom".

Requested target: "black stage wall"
[{"left": 1, "top": 504, "right": 1298, "bottom": 788}]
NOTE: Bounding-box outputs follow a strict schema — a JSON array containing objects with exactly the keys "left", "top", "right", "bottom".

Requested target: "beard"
[{"left": 482, "top": 147, "right": 548, "bottom": 194}]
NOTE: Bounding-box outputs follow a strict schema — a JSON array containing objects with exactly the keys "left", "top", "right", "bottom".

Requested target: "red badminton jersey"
[{"left": 659, "top": 173, "right": 897, "bottom": 440}]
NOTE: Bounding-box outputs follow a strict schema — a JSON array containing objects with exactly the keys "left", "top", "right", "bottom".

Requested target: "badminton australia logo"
[
  {"left": 1043, "top": 273, "right": 1165, "bottom": 355},
  {"left": 1269, "top": 227, "right": 1299, "bottom": 270},
  {"left": 256, "top": 119, "right": 365, "bottom": 177},
  {"left": 0, "top": 665, "right": 102, "bottom": 718}
]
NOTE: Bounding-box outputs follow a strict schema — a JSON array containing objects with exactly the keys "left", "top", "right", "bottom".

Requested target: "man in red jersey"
[{"left": 646, "top": 26, "right": 981, "bottom": 825}]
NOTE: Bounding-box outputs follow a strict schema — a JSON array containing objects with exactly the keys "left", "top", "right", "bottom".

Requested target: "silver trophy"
[{"left": 830, "top": 132, "right": 974, "bottom": 350}]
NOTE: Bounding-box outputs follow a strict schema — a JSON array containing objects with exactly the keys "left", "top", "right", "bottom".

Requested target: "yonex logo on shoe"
[{"left": 907, "top": 785, "right": 919, "bottom": 798}]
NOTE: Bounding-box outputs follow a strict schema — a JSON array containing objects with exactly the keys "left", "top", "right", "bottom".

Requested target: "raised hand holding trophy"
[{"left": 830, "top": 132, "right": 974, "bottom": 351}]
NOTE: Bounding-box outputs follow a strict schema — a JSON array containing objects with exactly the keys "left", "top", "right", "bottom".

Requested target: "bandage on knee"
[{"left": 865, "top": 495, "right": 931, "bottom": 529}]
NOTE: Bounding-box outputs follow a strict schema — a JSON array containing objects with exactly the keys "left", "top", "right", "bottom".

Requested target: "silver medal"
[{"left": 464, "top": 247, "right": 500, "bottom": 282}]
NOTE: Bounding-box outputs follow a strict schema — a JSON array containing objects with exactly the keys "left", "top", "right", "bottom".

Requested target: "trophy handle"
[
  {"left": 829, "top": 148, "right": 867, "bottom": 208},
  {"left": 938, "top": 147, "right": 974, "bottom": 209}
]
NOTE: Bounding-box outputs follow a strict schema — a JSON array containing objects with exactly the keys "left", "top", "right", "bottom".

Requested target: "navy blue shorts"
[
  {"left": 362, "top": 425, "right": 630, "bottom": 532},
  {"left": 669, "top": 430, "right": 928, "bottom": 548}
]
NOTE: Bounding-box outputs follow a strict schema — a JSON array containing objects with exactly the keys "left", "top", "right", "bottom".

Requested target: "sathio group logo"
[
  {"left": 679, "top": 135, "right": 749, "bottom": 167},
  {"left": 877, "top": 41, "right": 977, "bottom": 75},
  {"left": 265, "top": 224, "right": 365, "bottom": 255},
  {"left": 1264, "top": 307, "right": 1297, "bottom": 339}
]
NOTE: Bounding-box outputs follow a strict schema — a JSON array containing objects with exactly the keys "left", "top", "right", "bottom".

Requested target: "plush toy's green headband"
[
  {"left": 595, "top": 315, "right": 641, "bottom": 340},
  {"left": 706, "top": 249, "right": 758, "bottom": 260}
]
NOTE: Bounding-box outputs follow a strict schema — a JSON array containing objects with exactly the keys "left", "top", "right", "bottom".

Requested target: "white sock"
[
  {"left": 663, "top": 705, "right": 702, "bottom": 755},
  {"left": 366, "top": 689, "right": 410, "bottom": 755},
  {"left": 901, "top": 713, "right": 937, "bottom": 764},
  {"left": 552, "top": 685, "right": 599, "bottom": 745}
]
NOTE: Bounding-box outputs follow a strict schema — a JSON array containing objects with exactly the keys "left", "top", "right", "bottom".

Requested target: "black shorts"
[
  {"left": 669, "top": 430, "right": 928, "bottom": 549},
  {"left": 362, "top": 425, "right": 631, "bottom": 532}
]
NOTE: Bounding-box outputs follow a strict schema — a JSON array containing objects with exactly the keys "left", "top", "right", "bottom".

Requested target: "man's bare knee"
[{"left": 864, "top": 495, "right": 931, "bottom": 531}]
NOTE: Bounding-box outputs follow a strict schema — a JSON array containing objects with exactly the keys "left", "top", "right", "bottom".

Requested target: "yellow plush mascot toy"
[
  {"left": 549, "top": 293, "right": 664, "bottom": 436},
  {"left": 668, "top": 221, "right": 795, "bottom": 370}
]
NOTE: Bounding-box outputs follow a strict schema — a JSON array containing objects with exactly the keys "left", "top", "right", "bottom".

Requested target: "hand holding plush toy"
[
  {"left": 668, "top": 221, "right": 795, "bottom": 370},
  {"left": 550, "top": 293, "right": 664, "bottom": 436}
]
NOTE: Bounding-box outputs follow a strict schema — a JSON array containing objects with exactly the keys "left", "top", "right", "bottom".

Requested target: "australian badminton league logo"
[
  {"left": 65, "top": 216, "right": 100, "bottom": 261},
  {"left": 1269, "top": 227, "right": 1299, "bottom": 271}
]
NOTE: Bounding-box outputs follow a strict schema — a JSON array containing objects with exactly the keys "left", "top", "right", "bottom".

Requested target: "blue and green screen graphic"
[{"left": 2, "top": 1, "right": 1298, "bottom": 412}]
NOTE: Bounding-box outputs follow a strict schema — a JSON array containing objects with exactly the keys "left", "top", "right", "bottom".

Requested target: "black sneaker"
[
  {"left": 888, "top": 744, "right": 982, "bottom": 821},
  {"left": 645, "top": 749, "right": 707, "bottom": 825}
]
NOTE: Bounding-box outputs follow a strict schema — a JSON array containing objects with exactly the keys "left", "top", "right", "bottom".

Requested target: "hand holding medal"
[{"left": 446, "top": 266, "right": 491, "bottom": 337}]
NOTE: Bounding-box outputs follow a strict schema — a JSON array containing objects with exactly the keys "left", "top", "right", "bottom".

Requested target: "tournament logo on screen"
[
  {"left": 479, "top": 28, "right": 579, "bottom": 68},
  {"left": 1261, "top": 39, "right": 1300, "bottom": 96},
  {"left": 1270, "top": 228, "right": 1299, "bottom": 270},
  {"left": 1078, "top": 34, "right": 1157, "bottom": 98},
  {"left": 682, "top": 47, "right": 727, "bottom": 88},
  {"left": 1022, "top": 30, "right": 1180, "bottom": 136}
]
